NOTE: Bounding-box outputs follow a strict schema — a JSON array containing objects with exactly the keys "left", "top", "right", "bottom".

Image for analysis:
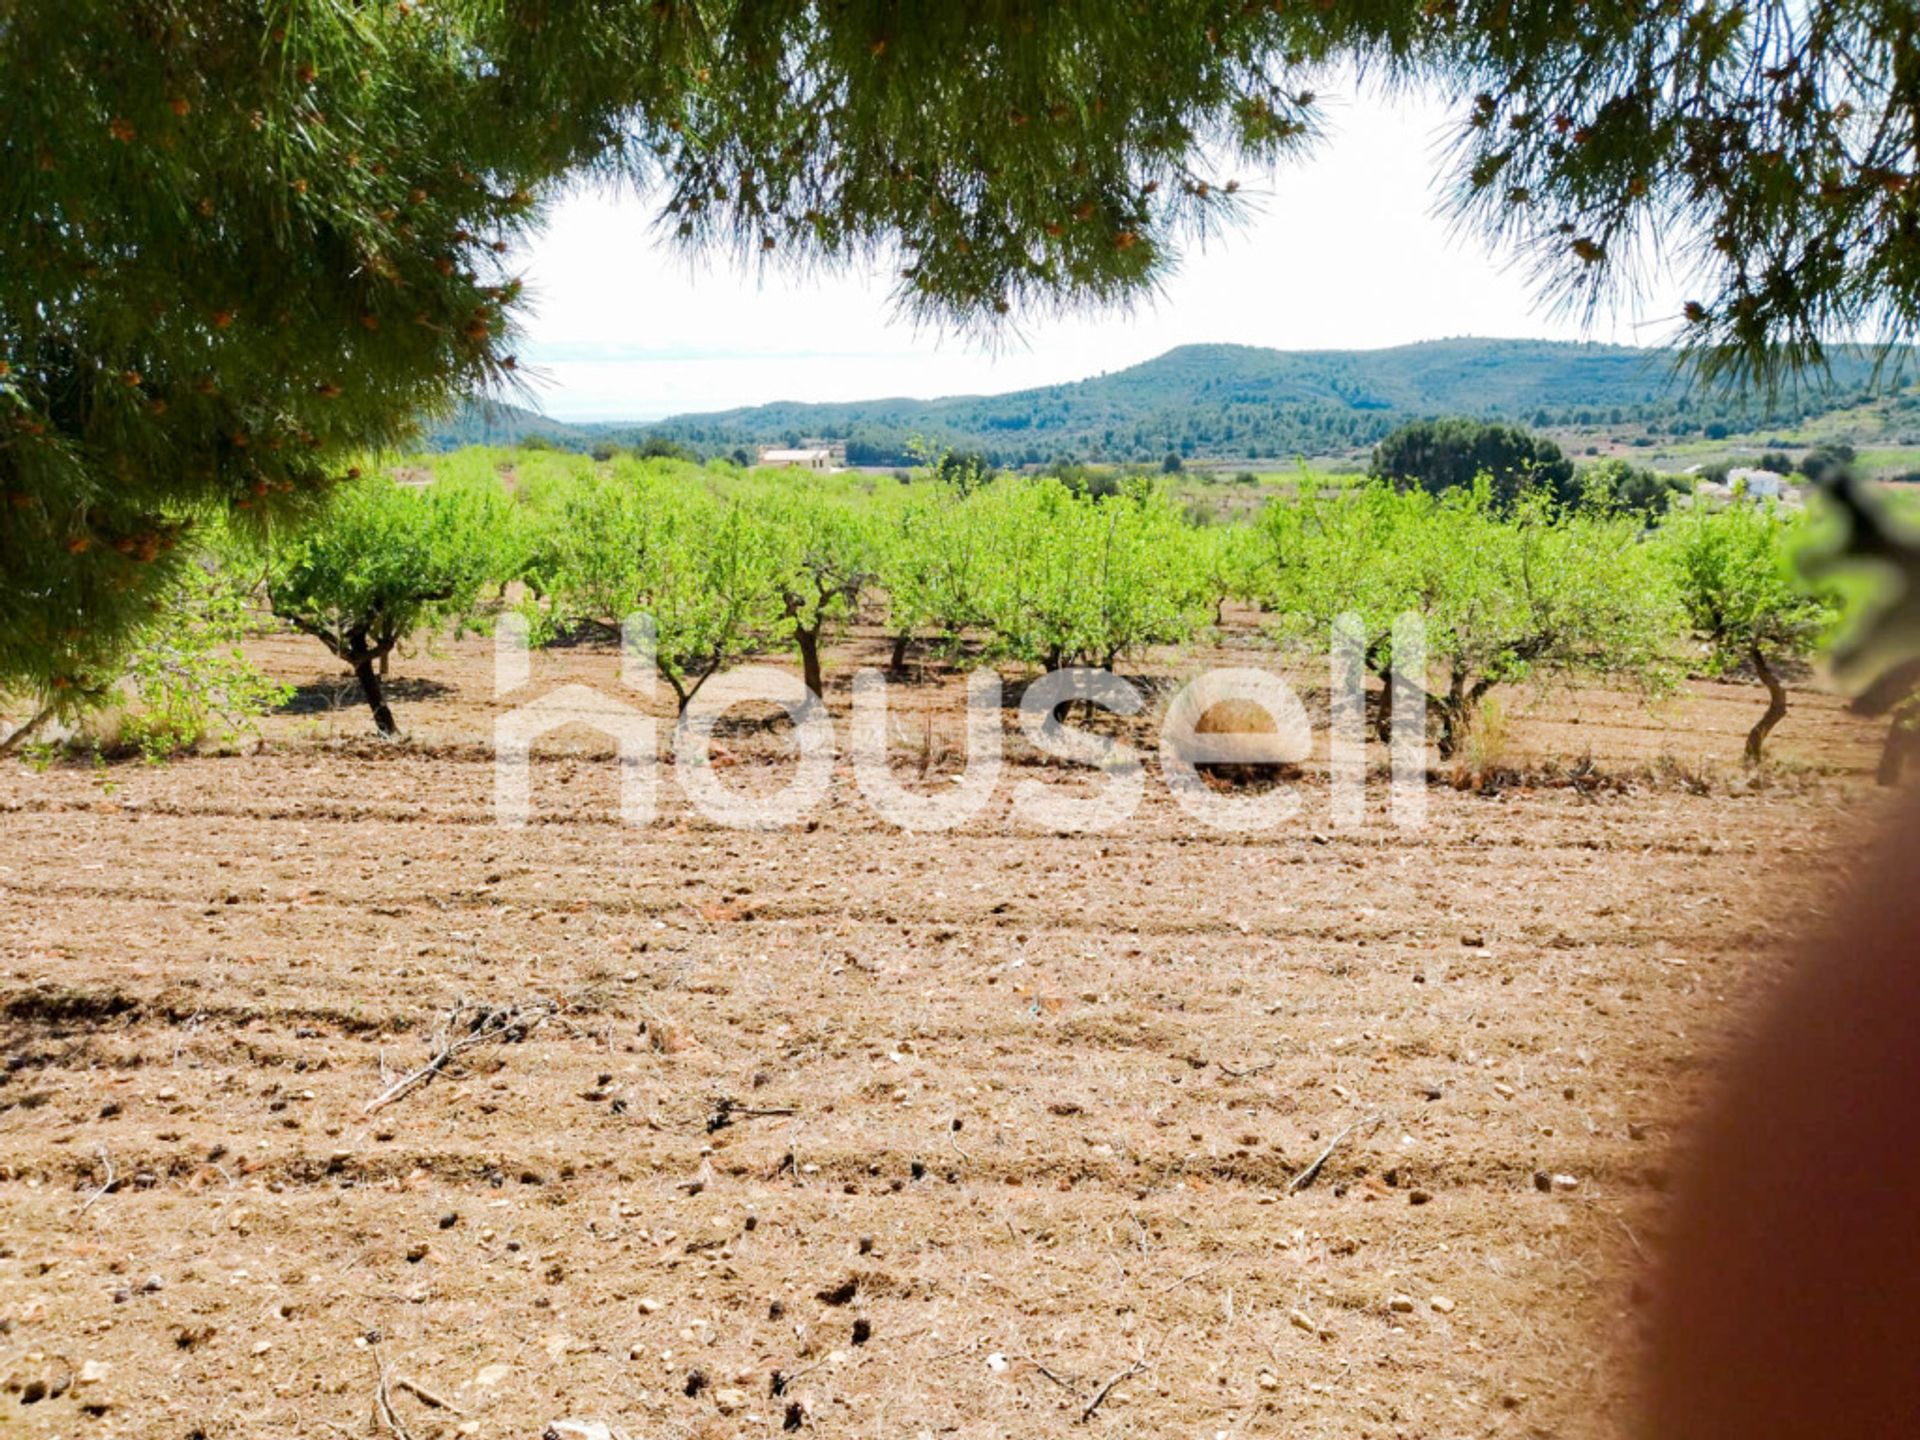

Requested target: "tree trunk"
[
  {"left": 350, "top": 655, "right": 399, "bottom": 737},
  {"left": 0, "top": 705, "right": 55, "bottom": 758},
  {"left": 1369, "top": 663, "right": 1394, "bottom": 742},
  {"left": 889, "top": 632, "right": 911, "bottom": 673},
  {"left": 1746, "top": 647, "right": 1788, "bottom": 763},
  {"left": 1877, "top": 713, "right": 1920, "bottom": 786},
  {"left": 796, "top": 625, "right": 825, "bottom": 701}
]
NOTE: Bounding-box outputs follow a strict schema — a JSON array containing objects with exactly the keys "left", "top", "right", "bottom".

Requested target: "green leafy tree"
[
  {"left": 265, "top": 474, "right": 515, "bottom": 736},
  {"left": 1194, "top": 522, "right": 1264, "bottom": 626},
  {"left": 753, "top": 488, "right": 879, "bottom": 699},
  {"left": 876, "top": 475, "right": 1005, "bottom": 670},
  {"left": 1371, "top": 419, "right": 1576, "bottom": 507},
  {"left": 984, "top": 478, "right": 1208, "bottom": 671},
  {"left": 1578, "top": 458, "right": 1688, "bottom": 517},
  {"left": 1264, "top": 480, "right": 1676, "bottom": 754},
  {"left": 1662, "top": 502, "right": 1840, "bottom": 762},
  {"left": 533, "top": 464, "right": 781, "bottom": 713},
  {"left": 0, "top": 3, "right": 562, "bottom": 713}
]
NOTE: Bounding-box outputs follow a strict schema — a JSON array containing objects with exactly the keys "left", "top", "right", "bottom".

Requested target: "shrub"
[
  {"left": 1578, "top": 458, "right": 1688, "bottom": 517},
  {"left": 111, "top": 560, "right": 292, "bottom": 761},
  {"left": 1799, "top": 445, "right": 1856, "bottom": 483}
]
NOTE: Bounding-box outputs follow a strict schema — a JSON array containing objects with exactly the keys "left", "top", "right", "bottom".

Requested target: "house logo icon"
[{"left": 493, "top": 612, "right": 658, "bottom": 828}]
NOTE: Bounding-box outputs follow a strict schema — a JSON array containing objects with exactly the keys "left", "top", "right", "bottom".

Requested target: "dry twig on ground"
[
  {"left": 73, "top": 1147, "right": 115, "bottom": 1218},
  {"left": 1081, "top": 1358, "right": 1150, "bottom": 1423},
  {"left": 1287, "top": 1112, "right": 1383, "bottom": 1194},
  {"left": 362, "top": 997, "right": 562, "bottom": 1115}
]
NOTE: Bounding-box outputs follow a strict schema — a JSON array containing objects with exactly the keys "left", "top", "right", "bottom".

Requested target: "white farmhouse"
[
  {"left": 1727, "top": 467, "right": 1785, "bottom": 499},
  {"left": 757, "top": 440, "right": 847, "bottom": 472}
]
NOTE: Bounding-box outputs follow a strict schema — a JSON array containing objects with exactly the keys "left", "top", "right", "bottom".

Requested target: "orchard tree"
[
  {"left": 1663, "top": 501, "right": 1840, "bottom": 762},
  {"left": 983, "top": 478, "right": 1209, "bottom": 672},
  {"left": 534, "top": 467, "right": 781, "bottom": 713},
  {"left": 1266, "top": 480, "right": 1677, "bottom": 755},
  {"left": 7, "top": 1, "right": 1919, "bottom": 727},
  {"left": 266, "top": 473, "right": 516, "bottom": 736},
  {"left": 877, "top": 479, "right": 1004, "bottom": 671},
  {"left": 754, "top": 488, "right": 879, "bottom": 700}
]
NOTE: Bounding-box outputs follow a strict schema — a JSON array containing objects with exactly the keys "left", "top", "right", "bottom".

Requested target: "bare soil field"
[{"left": 0, "top": 621, "right": 1896, "bottom": 1440}]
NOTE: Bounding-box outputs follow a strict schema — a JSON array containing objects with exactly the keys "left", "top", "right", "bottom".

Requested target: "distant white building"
[
  {"left": 1682, "top": 469, "right": 1805, "bottom": 508},
  {"left": 1727, "top": 467, "right": 1785, "bottom": 499},
  {"left": 757, "top": 440, "right": 847, "bottom": 472}
]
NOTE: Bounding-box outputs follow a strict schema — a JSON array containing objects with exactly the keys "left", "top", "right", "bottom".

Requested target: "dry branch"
[
  {"left": 371, "top": 1352, "right": 415, "bottom": 1440},
  {"left": 1080, "top": 1359, "right": 1149, "bottom": 1423},
  {"left": 362, "top": 997, "right": 561, "bottom": 1115},
  {"left": 74, "top": 1147, "right": 115, "bottom": 1217},
  {"left": 1287, "top": 1112, "right": 1382, "bottom": 1194},
  {"left": 706, "top": 1095, "right": 799, "bottom": 1133},
  {"left": 393, "top": 1376, "right": 464, "bottom": 1414}
]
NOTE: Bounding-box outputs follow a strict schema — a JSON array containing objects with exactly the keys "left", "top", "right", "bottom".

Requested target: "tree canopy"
[
  {"left": 1371, "top": 418, "right": 1576, "bottom": 506},
  {"left": 5, "top": 0, "right": 1918, "bottom": 711}
]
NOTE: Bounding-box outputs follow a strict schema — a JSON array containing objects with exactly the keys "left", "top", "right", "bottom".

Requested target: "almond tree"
[
  {"left": 533, "top": 468, "right": 780, "bottom": 714},
  {"left": 1662, "top": 501, "right": 1840, "bottom": 762},
  {"left": 265, "top": 473, "right": 515, "bottom": 736},
  {"left": 1264, "top": 480, "right": 1678, "bottom": 755},
  {"left": 753, "top": 489, "right": 879, "bottom": 700}
]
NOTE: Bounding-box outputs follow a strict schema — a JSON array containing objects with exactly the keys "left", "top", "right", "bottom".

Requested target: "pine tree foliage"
[
  {"left": 1436, "top": 0, "right": 1920, "bottom": 388},
  {"left": 4, "top": 0, "right": 1917, "bottom": 707}
]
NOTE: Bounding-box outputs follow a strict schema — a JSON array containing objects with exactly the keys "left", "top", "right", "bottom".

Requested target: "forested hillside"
[{"left": 425, "top": 339, "right": 1915, "bottom": 464}]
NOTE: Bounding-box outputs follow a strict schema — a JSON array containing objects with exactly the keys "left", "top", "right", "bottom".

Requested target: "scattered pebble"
[{"left": 1430, "top": 1295, "right": 1456, "bottom": 1314}]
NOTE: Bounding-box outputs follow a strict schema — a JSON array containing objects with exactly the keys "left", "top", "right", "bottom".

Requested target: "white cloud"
[{"left": 511, "top": 85, "right": 1684, "bottom": 422}]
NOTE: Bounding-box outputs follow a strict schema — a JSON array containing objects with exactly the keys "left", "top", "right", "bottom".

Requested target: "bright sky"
[{"left": 513, "top": 85, "right": 1687, "bottom": 422}]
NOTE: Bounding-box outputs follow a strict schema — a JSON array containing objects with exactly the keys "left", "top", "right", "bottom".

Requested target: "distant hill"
[
  {"left": 418, "top": 397, "right": 595, "bottom": 452},
  {"left": 425, "top": 339, "right": 1917, "bottom": 465}
]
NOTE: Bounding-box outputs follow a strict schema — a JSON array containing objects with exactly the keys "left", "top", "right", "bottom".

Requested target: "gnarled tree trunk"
[
  {"left": 352, "top": 654, "right": 399, "bottom": 736},
  {"left": 1746, "top": 646, "right": 1788, "bottom": 763},
  {"left": 795, "top": 624, "right": 825, "bottom": 701}
]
